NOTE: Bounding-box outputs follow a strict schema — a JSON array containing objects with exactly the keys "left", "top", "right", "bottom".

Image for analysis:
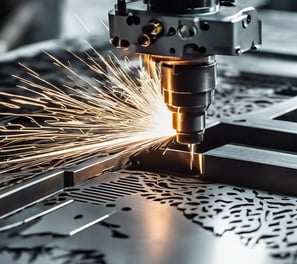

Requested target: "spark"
[
  {"left": 0, "top": 47, "right": 175, "bottom": 183},
  {"left": 100, "top": 19, "right": 110, "bottom": 32},
  {"left": 188, "top": 144, "right": 196, "bottom": 171},
  {"left": 75, "top": 14, "right": 91, "bottom": 33}
]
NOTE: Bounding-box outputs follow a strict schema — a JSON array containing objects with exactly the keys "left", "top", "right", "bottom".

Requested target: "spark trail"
[{"left": 0, "top": 48, "right": 175, "bottom": 185}]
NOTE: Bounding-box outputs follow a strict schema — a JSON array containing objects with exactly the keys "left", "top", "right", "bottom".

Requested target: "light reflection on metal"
[
  {"left": 143, "top": 201, "right": 172, "bottom": 260},
  {"left": 188, "top": 144, "right": 195, "bottom": 171},
  {"left": 212, "top": 231, "right": 268, "bottom": 264},
  {"left": 198, "top": 152, "right": 204, "bottom": 176}
]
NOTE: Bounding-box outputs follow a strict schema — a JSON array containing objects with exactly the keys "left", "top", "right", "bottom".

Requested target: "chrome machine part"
[
  {"left": 109, "top": 0, "right": 261, "bottom": 145},
  {"left": 161, "top": 57, "right": 216, "bottom": 144}
]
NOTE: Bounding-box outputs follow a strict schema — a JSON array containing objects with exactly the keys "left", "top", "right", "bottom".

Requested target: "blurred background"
[
  {"left": 0, "top": 0, "right": 113, "bottom": 54},
  {"left": 0, "top": 0, "right": 296, "bottom": 55}
]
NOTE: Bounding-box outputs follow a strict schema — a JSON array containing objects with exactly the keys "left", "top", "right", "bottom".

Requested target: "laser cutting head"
[{"left": 108, "top": 0, "right": 261, "bottom": 145}]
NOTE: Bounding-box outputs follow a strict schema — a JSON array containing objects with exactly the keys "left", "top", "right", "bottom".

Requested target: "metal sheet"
[
  {"left": 64, "top": 152, "right": 131, "bottom": 186},
  {"left": 130, "top": 143, "right": 297, "bottom": 196},
  {"left": 203, "top": 144, "right": 297, "bottom": 195},
  {"left": 21, "top": 201, "right": 116, "bottom": 236},
  {"left": 0, "top": 199, "right": 73, "bottom": 232},
  {"left": 2, "top": 168, "right": 296, "bottom": 263},
  {"left": 49, "top": 195, "right": 276, "bottom": 264},
  {"left": 0, "top": 170, "right": 65, "bottom": 218}
]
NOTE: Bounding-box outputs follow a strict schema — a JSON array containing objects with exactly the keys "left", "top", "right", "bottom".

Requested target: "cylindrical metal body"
[
  {"left": 161, "top": 57, "right": 216, "bottom": 143},
  {"left": 144, "top": 0, "right": 218, "bottom": 144}
]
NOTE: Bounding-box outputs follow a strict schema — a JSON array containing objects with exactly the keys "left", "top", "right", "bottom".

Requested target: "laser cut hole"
[
  {"left": 112, "top": 230, "right": 130, "bottom": 239},
  {"left": 74, "top": 214, "right": 83, "bottom": 220},
  {"left": 106, "top": 203, "right": 116, "bottom": 208}
]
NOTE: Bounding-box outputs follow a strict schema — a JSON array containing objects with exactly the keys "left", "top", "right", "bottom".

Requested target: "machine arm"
[{"left": 109, "top": 0, "right": 261, "bottom": 145}]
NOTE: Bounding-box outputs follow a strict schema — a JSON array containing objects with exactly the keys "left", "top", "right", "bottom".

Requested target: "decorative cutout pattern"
[
  {"left": 3, "top": 170, "right": 297, "bottom": 262},
  {"left": 66, "top": 175, "right": 146, "bottom": 205},
  {"left": 133, "top": 171, "right": 297, "bottom": 260},
  {"left": 63, "top": 170, "right": 297, "bottom": 260},
  {"left": 208, "top": 75, "right": 289, "bottom": 118}
]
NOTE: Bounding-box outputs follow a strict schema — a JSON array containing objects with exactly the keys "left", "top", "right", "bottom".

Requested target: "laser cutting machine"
[
  {"left": 2, "top": 1, "right": 297, "bottom": 263},
  {"left": 109, "top": 0, "right": 262, "bottom": 145}
]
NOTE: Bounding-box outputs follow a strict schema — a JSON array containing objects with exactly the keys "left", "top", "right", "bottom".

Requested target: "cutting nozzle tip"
[{"left": 176, "top": 131, "right": 204, "bottom": 145}]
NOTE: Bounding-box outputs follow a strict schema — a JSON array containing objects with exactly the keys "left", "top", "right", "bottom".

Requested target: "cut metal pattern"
[
  {"left": 137, "top": 171, "right": 297, "bottom": 260},
  {"left": 208, "top": 74, "right": 291, "bottom": 118},
  {"left": 66, "top": 175, "right": 146, "bottom": 205},
  {"left": 64, "top": 170, "right": 297, "bottom": 261},
  {"left": 2, "top": 169, "right": 297, "bottom": 263},
  {"left": 0, "top": 248, "right": 106, "bottom": 264}
]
